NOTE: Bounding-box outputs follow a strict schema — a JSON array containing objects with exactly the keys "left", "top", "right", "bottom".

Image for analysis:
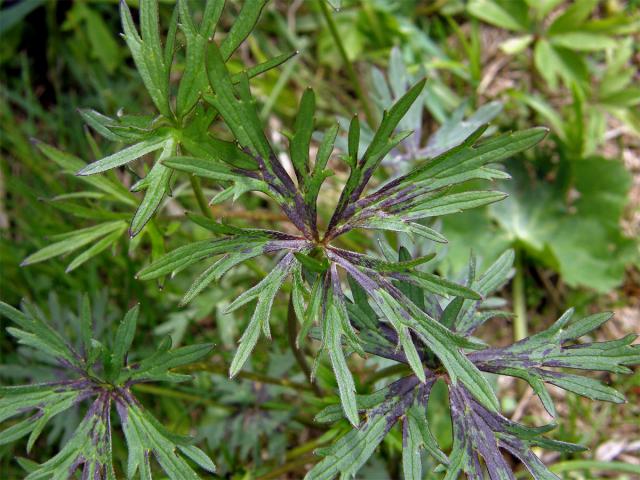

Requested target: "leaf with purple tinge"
[
  {"left": 0, "top": 295, "right": 215, "bottom": 479},
  {"left": 307, "top": 376, "right": 438, "bottom": 480},
  {"left": 323, "top": 265, "right": 360, "bottom": 426},
  {"left": 327, "top": 127, "right": 546, "bottom": 242},
  {"left": 228, "top": 252, "right": 299, "bottom": 378},
  {"left": 310, "top": 246, "right": 639, "bottom": 479},
  {"left": 468, "top": 308, "right": 640, "bottom": 415},
  {"left": 117, "top": 400, "right": 214, "bottom": 479},
  {"left": 23, "top": 394, "right": 115, "bottom": 480},
  {"left": 445, "top": 382, "right": 583, "bottom": 480},
  {"left": 138, "top": 13, "right": 548, "bottom": 448}
]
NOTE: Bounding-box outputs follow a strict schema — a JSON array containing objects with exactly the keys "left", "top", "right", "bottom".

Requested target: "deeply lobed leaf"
[{"left": 0, "top": 296, "right": 214, "bottom": 479}]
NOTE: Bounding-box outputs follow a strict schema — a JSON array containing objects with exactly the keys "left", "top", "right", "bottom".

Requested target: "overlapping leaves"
[
  {"left": 306, "top": 248, "right": 639, "bottom": 479},
  {"left": 24, "top": 0, "right": 290, "bottom": 247},
  {"left": 138, "top": 20, "right": 547, "bottom": 426},
  {"left": 344, "top": 46, "right": 503, "bottom": 172},
  {"left": 468, "top": 0, "right": 639, "bottom": 93},
  {"left": 0, "top": 296, "right": 215, "bottom": 479}
]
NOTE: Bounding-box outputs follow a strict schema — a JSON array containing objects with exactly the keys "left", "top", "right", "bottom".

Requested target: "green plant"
[
  {"left": 2, "top": 1, "right": 638, "bottom": 479},
  {"left": 380, "top": 0, "right": 640, "bottom": 294},
  {"left": 468, "top": 0, "right": 639, "bottom": 99},
  {"left": 18, "top": 0, "right": 290, "bottom": 267},
  {"left": 134, "top": 42, "right": 549, "bottom": 425},
  {"left": 307, "top": 250, "right": 639, "bottom": 479},
  {"left": 0, "top": 296, "right": 215, "bottom": 479}
]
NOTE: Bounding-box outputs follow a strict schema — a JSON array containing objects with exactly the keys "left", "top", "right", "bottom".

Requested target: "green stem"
[
  {"left": 133, "top": 384, "right": 319, "bottom": 428},
  {"left": 189, "top": 175, "right": 212, "bottom": 219},
  {"left": 179, "top": 362, "right": 314, "bottom": 393},
  {"left": 514, "top": 460, "right": 640, "bottom": 478},
  {"left": 317, "top": 0, "right": 376, "bottom": 127},
  {"left": 365, "top": 363, "right": 411, "bottom": 386},
  {"left": 288, "top": 296, "right": 324, "bottom": 396},
  {"left": 133, "top": 384, "right": 232, "bottom": 410},
  {"left": 256, "top": 430, "right": 337, "bottom": 480},
  {"left": 256, "top": 453, "right": 318, "bottom": 480},
  {"left": 513, "top": 249, "right": 527, "bottom": 341},
  {"left": 550, "top": 460, "right": 640, "bottom": 475}
]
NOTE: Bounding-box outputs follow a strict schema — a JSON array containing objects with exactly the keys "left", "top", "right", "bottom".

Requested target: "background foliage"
[{"left": 1, "top": 0, "right": 639, "bottom": 478}]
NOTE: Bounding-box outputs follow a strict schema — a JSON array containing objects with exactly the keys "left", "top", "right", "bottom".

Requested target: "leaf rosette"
[{"left": 0, "top": 296, "right": 215, "bottom": 479}]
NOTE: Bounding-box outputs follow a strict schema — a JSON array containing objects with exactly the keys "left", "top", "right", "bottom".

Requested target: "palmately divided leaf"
[
  {"left": 445, "top": 382, "right": 582, "bottom": 480},
  {"left": 469, "top": 308, "right": 639, "bottom": 413},
  {"left": 21, "top": 220, "right": 128, "bottom": 268},
  {"left": 0, "top": 296, "right": 215, "bottom": 479},
  {"left": 306, "top": 377, "right": 426, "bottom": 480},
  {"left": 229, "top": 253, "right": 298, "bottom": 377},
  {"left": 18, "top": 0, "right": 294, "bottom": 253}
]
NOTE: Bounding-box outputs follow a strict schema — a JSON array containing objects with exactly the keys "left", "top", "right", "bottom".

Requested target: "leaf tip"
[
  {"left": 347, "top": 414, "right": 361, "bottom": 429},
  {"left": 76, "top": 167, "right": 90, "bottom": 177},
  {"left": 128, "top": 227, "right": 141, "bottom": 239}
]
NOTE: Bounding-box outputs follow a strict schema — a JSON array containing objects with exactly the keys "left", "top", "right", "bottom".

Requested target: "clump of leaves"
[
  {"left": 468, "top": 0, "right": 639, "bottom": 98},
  {"left": 308, "top": 249, "right": 640, "bottom": 479},
  {"left": 135, "top": 19, "right": 549, "bottom": 426},
  {"left": 22, "top": 0, "right": 293, "bottom": 272},
  {"left": 6, "top": 1, "right": 639, "bottom": 479},
  {"left": 340, "top": 46, "right": 503, "bottom": 171},
  {"left": 0, "top": 297, "right": 215, "bottom": 479},
  {"left": 443, "top": 154, "right": 636, "bottom": 292},
  {"left": 75, "top": 0, "right": 286, "bottom": 237}
]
